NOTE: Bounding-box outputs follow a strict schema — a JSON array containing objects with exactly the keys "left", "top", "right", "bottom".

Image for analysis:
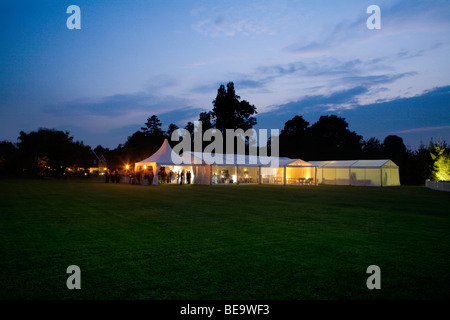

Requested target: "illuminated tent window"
[
  {"left": 238, "top": 167, "right": 260, "bottom": 184},
  {"left": 285, "top": 167, "right": 315, "bottom": 185},
  {"left": 261, "top": 166, "right": 284, "bottom": 185},
  {"left": 212, "top": 165, "right": 237, "bottom": 184}
]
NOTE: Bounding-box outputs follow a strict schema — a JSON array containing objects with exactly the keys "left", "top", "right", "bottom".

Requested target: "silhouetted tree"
[
  {"left": 382, "top": 135, "right": 406, "bottom": 162},
  {"left": 210, "top": 82, "right": 257, "bottom": 153},
  {"left": 306, "top": 115, "right": 362, "bottom": 160},
  {"left": 199, "top": 112, "right": 214, "bottom": 132},
  {"left": 362, "top": 137, "right": 383, "bottom": 159},
  {"left": 121, "top": 115, "right": 166, "bottom": 164},
  {"left": 185, "top": 122, "right": 194, "bottom": 137},
  {"left": 0, "top": 141, "right": 19, "bottom": 176},
  {"left": 211, "top": 82, "right": 257, "bottom": 133},
  {"left": 279, "top": 115, "right": 310, "bottom": 158},
  {"left": 141, "top": 115, "right": 165, "bottom": 137},
  {"left": 16, "top": 128, "right": 93, "bottom": 176},
  {"left": 166, "top": 123, "right": 179, "bottom": 140}
]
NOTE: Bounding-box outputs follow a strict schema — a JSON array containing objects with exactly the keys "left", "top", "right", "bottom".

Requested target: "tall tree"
[
  {"left": 306, "top": 115, "right": 362, "bottom": 160},
  {"left": 166, "top": 123, "right": 179, "bottom": 140},
  {"left": 141, "top": 115, "right": 165, "bottom": 137},
  {"left": 279, "top": 115, "right": 310, "bottom": 158},
  {"left": 210, "top": 82, "right": 257, "bottom": 153},
  {"left": 362, "top": 137, "right": 383, "bottom": 159},
  {"left": 199, "top": 112, "right": 213, "bottom": 131},
  {"left": 211, "top": 82, "right": 257, "bottom": 133}
]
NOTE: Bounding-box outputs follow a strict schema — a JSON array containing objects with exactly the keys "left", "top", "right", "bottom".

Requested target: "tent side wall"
[
  {"left": 194, "top": 165, "right": 212, "bottom": 185},
  {"left": 335, "top": 168, "right": 350, "bottom": 185},
  {"left": 364, "top": 168, "right": 382, "bottom": 186},
  {"left": 381, "top": 167, "right": 400, "bottom": 186},
  {"left": 322, "top": 168, "right": 336, "bottom": 185}
]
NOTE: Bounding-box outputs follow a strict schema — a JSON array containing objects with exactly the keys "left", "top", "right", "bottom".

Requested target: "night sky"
[{"left": 1, "top": 0, "right": 449, "bottom": 150}]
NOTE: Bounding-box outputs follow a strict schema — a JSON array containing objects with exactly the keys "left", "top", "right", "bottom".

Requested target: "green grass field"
[{"left": 0, "top": 178, "right": 449, "bottom": 300}]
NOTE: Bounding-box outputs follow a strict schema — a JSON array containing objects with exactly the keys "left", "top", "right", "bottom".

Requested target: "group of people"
[
  {"left": 120, "top": 167, "right": 192, "bottom": 185},
  {"left": 104, "top": 169, "right": 121, "bottom": 183},
  {"left": 158, "top": 168, "right": 192, "bottom": 185},
  {"left": 162, "top": 169, "right": 192, "bottom": 185}
]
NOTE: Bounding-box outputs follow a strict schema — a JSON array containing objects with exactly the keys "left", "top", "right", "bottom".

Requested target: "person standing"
[
  {"left": 149, "top": 168, "right": 154, "bottom": 185},
  {"left": 186, "top": 171, "right": 191, "bottom": 184}
]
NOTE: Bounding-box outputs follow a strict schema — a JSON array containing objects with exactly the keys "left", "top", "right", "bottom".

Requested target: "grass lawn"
[{"left": 0, "top": 178, "right": 449, "bottom": 300}]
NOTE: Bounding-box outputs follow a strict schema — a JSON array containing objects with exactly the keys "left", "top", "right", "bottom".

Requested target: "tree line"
[{"left": 0, "top": 82, "right": 448, "bottom": 184}]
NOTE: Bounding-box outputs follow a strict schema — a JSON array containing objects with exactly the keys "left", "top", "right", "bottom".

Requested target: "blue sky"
[{"left": 0, "top": 0, "right": 449, "bottom": 150}]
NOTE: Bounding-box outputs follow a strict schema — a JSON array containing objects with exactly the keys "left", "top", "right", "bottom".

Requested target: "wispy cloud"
[
  {"left": 42, "top": 92, "right": 196, "bottom": 134},
  {"left": 285, "top": 0, "right": 450, "bottom": 57},
  {"left": 190, "top": 1, "right": 294, "bottom": 37},
  {"left": 393, "top": 125, "right": 450, "bottom": 134}
]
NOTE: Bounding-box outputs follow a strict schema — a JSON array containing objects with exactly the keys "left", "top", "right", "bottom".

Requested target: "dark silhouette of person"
[
  {"left": 186, "top": 171, "right": 191, "bottom": 184},
  {"left": 105, "top": 170, "right": 110, "bottom": 183},
  {"left": 129, "top": 170, "right": 134, "bottom": 184},
  {"left": 136, "top": 169, "right": 142, "bottom": 185},
  {"left": 180, "top": 170, "right": 185, "bottom": 185},
  {"left": 149, "top": 169, "right": 154, "bottom": 185}
]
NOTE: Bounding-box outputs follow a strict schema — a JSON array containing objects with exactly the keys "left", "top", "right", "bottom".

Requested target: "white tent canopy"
[
  {"left": 135, "top": 139, "right": 199, "bottom": 184},
  {"left": 309, "top": 159, "right": 400, "bottom": 186},
  {"left": 136, "top": 139, "right": 185, "bottom": 165}
]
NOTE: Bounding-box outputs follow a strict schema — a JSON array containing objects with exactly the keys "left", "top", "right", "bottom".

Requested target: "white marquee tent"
[
  {"left": 135, "top": 140, "right": 400, "bottom": 187},
  {"left": 135, "top": 139, "right": 317, "bottom": 185},
  {"left": 309, "top": 160, "right": 400, "bottom": 187}
]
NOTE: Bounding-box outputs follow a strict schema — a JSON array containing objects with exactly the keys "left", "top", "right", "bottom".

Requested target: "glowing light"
[
  {"left": 126, "top": 165, "right": 129, "bottom": 170},
  {"left": 144, "top": 165, "right": 147, "bottom": 169}
]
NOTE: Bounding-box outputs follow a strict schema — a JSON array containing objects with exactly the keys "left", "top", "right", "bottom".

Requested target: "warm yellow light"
[
  {"left": 126, "top": 165, "right": 129, "bottom": 169},
  {"left": 144, "top": 165, "right": 147, "bottom": 169}
]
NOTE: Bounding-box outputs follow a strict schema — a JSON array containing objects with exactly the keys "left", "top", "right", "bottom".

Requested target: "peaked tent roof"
[{"left": 137, "top": 139, "right": 185, "bottom": 165}]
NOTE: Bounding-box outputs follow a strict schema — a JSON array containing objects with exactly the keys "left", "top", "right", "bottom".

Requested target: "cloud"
[
  {"left": 340, "top": 72, "right": 417, "bottom": 87},
  {"left": 393, "top": 125, "right": 450, "bottom": 134},
  {"left": 231, "top": 55, "right": 417, "bottom": 100},
  {"left": 190, "top": 1, "right": 290, "bottom": 37},
  {"left": 42, "top": 92, "right": 197, "bottom": 134},
  {"left": 285, "top": 0, "right": 450, "bottom": 57},
  {"left": 279, "top": 86, "right": 370, "bottom": 112},
  {"left": 192, "top": 16, "right": 273, "bottom": 37}
]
